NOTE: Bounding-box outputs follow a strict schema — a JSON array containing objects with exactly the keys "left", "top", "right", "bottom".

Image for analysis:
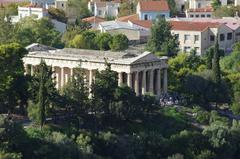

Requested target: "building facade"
[
  {"left": 88, "top": 0, "right": 120, "bottom": 18},
  {"left": 170, "top": 21, "right": 234, "bottom": 55},
  {"left": 23, "top": 44, "right": 168, "bottom": 98},
  {"left": 136, "top": 0, "right": 170, "bottom": 20}
]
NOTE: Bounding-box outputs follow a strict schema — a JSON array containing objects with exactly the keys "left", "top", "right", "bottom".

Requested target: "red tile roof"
[
  {"left": 0, "top": 0, "right": 28, "bottom": 5},
  {"left": 170, "top": 21, "right": 221, "bottom": 32},
  {"left": 139, "top": 0, "right": 169, "bottom": 12},
  {"left": 131, "top": 20, "right": 152, "bottom": 28},
  {"left": 188, "top": 6, "right": 213, "bottom": 12},
  {"left": 82, "top": 16, "right": 105, "bottom": 23},
  {"left": 117, "top": 14, "right": 139, "bottom": 22}
]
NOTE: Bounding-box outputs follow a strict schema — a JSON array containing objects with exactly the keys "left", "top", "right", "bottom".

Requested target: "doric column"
[
  {"left": 55, "top": 73, "right": 59, "bottom": 89},
  {"left": 142, "top": 70, "right": 146, "bottom": 95},
  {"left": 118, "top": 72, "right": 122, "bottom": 86},
  {"left": 51, "top": 66, "right": 55, "bottom": 83},
  {"left": 163, "top": 68, "right": 168, "bottom": 93},
  {"left": 61, "top": 67, "right": 64, "bottom": 88},
  {"left": 157, "top": 69, "right": 161, "bottom": 97},
  {"left": 149, "top": 69, "right": 154, "bottom": 94},
  {"left": 127, "top": 73, "right": 132, "bottom": 88},
  {"left": 89, "top": 69, "right": 93, "bottom": 98},
  {"left": 70, "top": 68, "right": 73, "bottom": 78},
  {"left": 135, "top": 71, "right": 139, "bottom": 96},
  {"left": 30, "top": 65, "right": 34, "bottom": 76},
  {"left": 24, "top": 64, "right": 28, "bottom": 75}
]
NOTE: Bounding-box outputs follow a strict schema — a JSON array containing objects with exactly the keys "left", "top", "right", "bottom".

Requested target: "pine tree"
[{"left": 212, "top": 35, "right": 221, "bottom": 84}]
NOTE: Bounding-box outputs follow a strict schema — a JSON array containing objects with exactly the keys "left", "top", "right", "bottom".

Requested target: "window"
[
  {"left": 175, "top": 34, "right": 179, "bottom": 40},
  {"left": 194, "top": 35, "right": 199, "bottom": 43},
  {"left": 184, "top": 34, "right": 190, "bottom": 41},
  {"left": 220, "top": 34, "right": 225, "bottom": 41},
  {"left": 210, "top": 35, "right": 215, "bottom": 41},
  {"left": 195, "top": 47, "right": 200, "bottom": 53},
  {"left": 207, "top": 14, "right": 211, "bottom": 17},
  {"left": 190, "top": 14, "right": 194, "bottom": 18},
  {"left": 161, "top": 14, "right": 165, "bottom": 18},
  {"left": 201, "top": 14, "right": 205, "bottom": 17},
  {"left": 227, "top": 33, "right": 232, "bottom": 40},
  {"left": 98, "top": 10, "right": 102, "bottom": 15},
  {"left": 196, "top": 14, "right": 199, "bottom": 18},
  {"left": 198, "top": 3, "right": 201, "bottom": 8},
  {"left": 144, "top": 14, "right": 148, "bottom": 20},
  {"left": 62, "top": 3, "right": 64, "bottom": 7},
  {"left": 236, "top": 32, "right": 240, "bottom": 36},
  {"left": 184, "top": 46, "right": 191, "bottom": 52}
]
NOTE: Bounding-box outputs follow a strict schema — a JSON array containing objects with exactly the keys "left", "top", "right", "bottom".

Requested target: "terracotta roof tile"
[
  {"left": 139, "top": 0, "right": 169, "bottom": 12},
  {"left": 188, "top": 6, "right": 213, "bottom": 12},
  {"left": 117, "top": 14, "right": 139, "bottom": 22},
  {"left": 131, "top": 20, "right": 152, "bottom": 28},
  {"left": 82, "top": 16, "right": 105, "bottom": 23},
  {"left": 170, "top": 21, "right": 221, "bottom": 32}
]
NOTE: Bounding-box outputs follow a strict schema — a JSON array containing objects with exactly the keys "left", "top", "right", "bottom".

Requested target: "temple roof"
[{"left": 25, "top": 43, "right": 166, "bottom": 65}]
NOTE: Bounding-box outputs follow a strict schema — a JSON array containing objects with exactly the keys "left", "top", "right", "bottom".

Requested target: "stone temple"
[{"left": 23, "top": 43, "right": 168, "bottom": 98}]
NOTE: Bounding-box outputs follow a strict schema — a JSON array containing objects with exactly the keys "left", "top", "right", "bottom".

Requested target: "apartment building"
[
  {"left": 136, "top": 0, "right": 170, "bottom": 20},
  {"left": 170, "top": 21, "right": 234, "bottom": 55},
  {"left": 88, "top": 0, "right": 120, "bottom": 18}
]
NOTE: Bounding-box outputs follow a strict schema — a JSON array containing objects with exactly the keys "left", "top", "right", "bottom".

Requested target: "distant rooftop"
[
  {"left": 170, "top": 21, "right": 221, "bottom": 32},
  {"left": 139, "top": 0, "right": 169, "bottom": 12}
]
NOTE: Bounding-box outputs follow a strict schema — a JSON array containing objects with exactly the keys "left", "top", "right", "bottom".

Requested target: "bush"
[
  {"left": 0, "top": 151, "right": 22, "bottom": 159},
  {"left": 193, "top": 106, "right": 210, "bottom": 124},
  {"left": 109, "top": 34, "right": 129, "bottom": 51},
  {"left": 95, "top": 33, "right": 112, "bottom": 50}
]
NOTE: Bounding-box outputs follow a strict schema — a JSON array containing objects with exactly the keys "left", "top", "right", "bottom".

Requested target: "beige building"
[
  {"left": 170, "top": 21, "right": 234, "bottom": 55},
  {"left": 23, "top": 44, "right": 168, "bottom": 98}
]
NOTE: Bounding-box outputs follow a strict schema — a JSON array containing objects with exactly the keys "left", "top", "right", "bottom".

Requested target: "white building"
[
  {"left": 18, "top": 4, "right": 48, "bottom": 20},
  {"left": 88, "top": 0, "right": 120, "bottom": 18},
  {"left": 170, "top": 20, "right": 234, "bottom": 55},
  {"left": 23, "top": 43, "right": 169, "bottom": 98},
  {"left": 98, "top": 20, "right": 150, "bottom": 43}
]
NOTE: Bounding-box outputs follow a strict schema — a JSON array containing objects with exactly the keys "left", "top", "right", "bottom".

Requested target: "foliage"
[
  {"left": 167, "top": 0, "right": 178, "bottom": 16},
  {"left": 211, "top": 0, "right": 221, "bottom": 10},
  {"left": 109, "top": 34, "right": 129, "bottom": 51},
  {"left": 92, "top": 63, "right": 118, "bottom": 115},
  {"left": 67, "top": 0, "right": 91, "bottom": 18},
  {"left": 146, "top": 17, "right": 179, "bottom": 56},
  {"left": 48, "top": 7, "right": 67, "bottom": 23},
  {"left": 28, "top": 60, "right": 58, "bottom": 127},
  {"left": 0, "top": 18, "right": 14, "bottom": 45},
  {"left": 118, "top": 2, "right": 136, "bottom": 17},
  {"left": 0, "top": 43, "right": 28, "bottom": 113},
  {"left": 14, "top": 17, "right": 64, "bottom": 48},
  {"left": 213, "top": 5, "right": 239, "bottom": 17},
  {"left": 68, "top": 30, "right": 97, "bottom": 49},
  {"left": 95, "top": 33, "right": 112, "bottom": 50}
]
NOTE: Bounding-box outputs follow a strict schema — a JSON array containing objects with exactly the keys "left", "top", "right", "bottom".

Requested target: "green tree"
[
  {"left": 212, "top": 37, "right": 221, "bottom": 84},
  {"left": 14, "top": 17, "right": 63, "bottom": 48},
  {"left": 61, "top": 66, "right": 89, "bottom": 116},
  {"left": 48, "top": 7, "right": 67, "bottom": 23},
  {"left": 95, "top": 33, "right": 112, "bottom": 50},
  {"left": 67, "top": 0, "right": 91, "bottom": 18},
  {"left": 0, "top": 43, "right": 27, "bottom": 113},
  {"left": 109, "top": 34, "right": 129, "bottom": 51},
  {"left": 69, "top": 31, "right": 97, "bottom": 49},
  {"left": 28, "top": 60, "right": 57, "bottom": 128},
  {"left": 211, "top": 0, "right": 221, "bottom": 10},
  {"left": 0, "top": 18, "right": 14, "bottom": 45},
  {"left": 118, "top": 2, "right": 136, "bottom": 17},
  {"left": 167, "top": 0, "right": 177, "bottom": 16},
  {"left": 146, "top": 17, "right": 179, "bottom": 56},
  {"left": 92, "top": 63, "right": 118, "bottom": 115}
]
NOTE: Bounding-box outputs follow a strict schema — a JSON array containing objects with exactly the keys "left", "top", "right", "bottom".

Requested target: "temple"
[{"left": 23, "top": 44, "right": 168, "bottom": 98}]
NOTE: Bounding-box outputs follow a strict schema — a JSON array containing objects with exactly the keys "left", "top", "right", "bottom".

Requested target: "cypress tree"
[
  {"left": 212, "top": 34, "right": 221, "bottom": 84},
  {"left": 39, "top": 63, "right": 45, "bottom": 130}
]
